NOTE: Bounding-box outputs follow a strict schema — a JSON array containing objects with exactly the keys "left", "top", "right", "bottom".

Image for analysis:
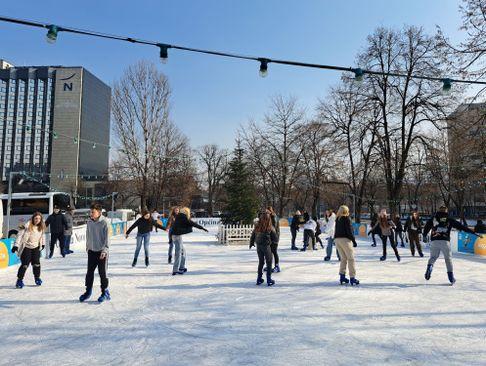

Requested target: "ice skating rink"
[{"left": 1, "top": 227, "right": 485, "bottom": 365}]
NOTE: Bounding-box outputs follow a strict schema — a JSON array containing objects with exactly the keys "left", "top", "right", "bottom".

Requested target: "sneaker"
[{"left": 98, "top": 289, "right": 111, "bottom": 303}]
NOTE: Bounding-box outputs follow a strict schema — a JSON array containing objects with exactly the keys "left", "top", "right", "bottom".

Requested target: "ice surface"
[{"left": 1, "top": 227, "right": 485, "bottom": 365}]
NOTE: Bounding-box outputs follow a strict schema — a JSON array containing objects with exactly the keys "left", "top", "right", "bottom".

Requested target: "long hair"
[
  {"left": 336, "top": 205, "right": 349, "bottom": 218},
  {"left": 181, "top": 207, "right": 191, "bottom": 219},
  {"left": 28, "top": 211, "right": 45, "bottom": 232},
  {"left": 266, "top": 206, "right": 275, "bottom": 215},
  {"left": 255, "top": 213, "right": 273, "bottom": 233},
  {"left": 379, "top": 210, "right": 390, "bottom": 229}
]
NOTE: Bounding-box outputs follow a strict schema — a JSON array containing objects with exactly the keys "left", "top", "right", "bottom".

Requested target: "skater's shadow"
[{"left": 0, "top": 299, "right": 80, "bottom": 306}]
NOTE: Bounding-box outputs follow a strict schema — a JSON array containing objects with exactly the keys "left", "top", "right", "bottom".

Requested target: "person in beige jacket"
[
  {"left": 334, "top": 205, "right": 359, "bottom": 286},
  {"left": 11, "top": 212, "right": 46, "bottom": 288}
]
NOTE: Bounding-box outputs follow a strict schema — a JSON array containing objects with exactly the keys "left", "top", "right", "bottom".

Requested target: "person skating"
[
  {"left": 323, "top": 209, "right": 340, "bottom": 261},
  {"left": 151, "top": 209, "right": 160, "bottom": 232},
  {"left": 126, "top": 209, "right": 166, "bottom": 267},
  {"left": 290, "top": 210, "right": 303, "bottom": 250},
  {"left": 314, "top": 215, "right": 325, "bottom": 249},
  {"left": 79, "top": 203, "right": 111, "bottom": 303},
  {"left": 371, "top": 209, "right": 400, "bottom": 262},
  {"left": 45, "top": 205, "right": 68, "bottom": 258},
  {"left": 63, "top": 206, "right": 75, "bottom": 255},
  {"left": 404, "top": 211, "right": 424, "bottom": 257},
  {"left": 266, "top": 206, "right": 281, "bottom": 273},
  {"left": 423, "top": 206, "right": 482, "bottom": 285},
  {"left": 249, "top": 212, "right": 278, "bottom": 286},
  {"left": 334, "top": 205, "right": 359, "bottom": 286},
  {"left": 165, "top": 207, "right": 180, "bottom": 264},
  {"left": 393, "top": 214, "right": 405, "bottom": 247},
  {"left": 11, "top": 212, "right": 46, "bottom": 288},
  {"left": 171, "top": 207, "right": 208, "bottom": 275},
  {"left": 369, "top": 211, "right": 378, "bottom": 247},
  {"left": 474, "top": 219, "right": 486, "bottom": 234},
  {"left": 301, "top": 212, "right": 317, "bottom": 251}
]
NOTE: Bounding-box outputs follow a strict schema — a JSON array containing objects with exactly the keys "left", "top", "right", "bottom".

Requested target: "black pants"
[
  {"left": 316, "top": 233, "right": 324, "bottom": 248},
  {"left": 85, "top": 250, "right": 109, "bottom": 291},
  {"left": 371, "top": 233, "right": 377, "bottom": 246},
  {"left": 270, "top": 243, "right": 279, "bottom": 266},
  {"left": 381, "top": 235, "right": 399, "bottom": 258},
  {"left": 17, "top": 247, "right": 41, "bottom": 280},
  {"left": 49, "top": 232, "right": 65, "bottom": 257},
  {"left": 291, "top": 228, "right": 298, "bottom": 247},
  {"left": 395, "top": 231, "right": 404, "bottom": 246},
  {"left": 303, "top": 229, "right": 316, "bottom": 250},
  {"left": 257, "top": 245, "right": 273, "bottom": 278}
]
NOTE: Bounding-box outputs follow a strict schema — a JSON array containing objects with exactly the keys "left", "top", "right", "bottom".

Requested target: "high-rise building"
[{"left": 0, "top": 64, "right": 111, "bottom": 196}]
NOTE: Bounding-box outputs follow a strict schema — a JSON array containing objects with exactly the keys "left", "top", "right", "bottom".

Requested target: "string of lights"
[{"left": 1, "top": 15, "right": 486, "bottom": 91}]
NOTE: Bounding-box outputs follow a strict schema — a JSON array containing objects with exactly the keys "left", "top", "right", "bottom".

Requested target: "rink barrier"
[
  {"left": 0, "top": 238, "right": 19, "bottom": 268},
  {"left": 218, "top": 224, "right": 253, "bottom": 245}
]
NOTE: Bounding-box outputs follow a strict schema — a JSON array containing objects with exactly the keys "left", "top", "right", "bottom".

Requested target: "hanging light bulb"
[
  {"left": 442, "top": 78, "right": 452, "bottom": 94},
  {"left": 46, "top": 25, "right": 59, "bottom": 44},
  {"left": 259, "top": 58, "right": 269, "bottom": 78},
  {"left": 158, "top": 44, "right": 170, "bottom": 64},
  {"left": 353, "top": 68, "right": 365, "bottom": 82}
]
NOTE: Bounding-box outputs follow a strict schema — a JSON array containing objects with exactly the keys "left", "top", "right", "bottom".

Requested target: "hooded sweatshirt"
[
  {"left": 423, "top": 212, "right": 476, "bottom": 242},
  {"left": 86, "top": 215, "right": 110, "bottom": 254}
]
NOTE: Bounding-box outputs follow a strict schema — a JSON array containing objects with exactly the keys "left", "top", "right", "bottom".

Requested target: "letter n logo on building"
[{"left": 63, "top": 83, "right": 73, "bottom": 91}]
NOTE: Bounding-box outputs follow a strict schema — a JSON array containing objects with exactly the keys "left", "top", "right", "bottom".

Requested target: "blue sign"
[{"left": 457, "top": 232, "right": 477, "bottom": 254}]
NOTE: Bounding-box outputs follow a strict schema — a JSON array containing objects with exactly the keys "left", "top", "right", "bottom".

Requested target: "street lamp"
[
  {"left": 111, "top": 192, "right": 118, "bottom": 223},
  {"left": 6, "top": 171, "right": 24, "bottom": 237}
]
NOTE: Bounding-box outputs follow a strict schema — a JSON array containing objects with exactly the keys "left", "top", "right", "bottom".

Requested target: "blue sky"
[{"left": 1, "top": 0, "right": 464, "bottom": 149}]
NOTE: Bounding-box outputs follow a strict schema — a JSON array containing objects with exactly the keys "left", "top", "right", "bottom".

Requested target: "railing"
[{"left": 218, "top": 224, "right": 253, "bottom": 245}]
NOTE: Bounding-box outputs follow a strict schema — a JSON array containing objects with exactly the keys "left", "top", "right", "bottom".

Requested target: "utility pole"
[{"left": 111, "top": 192, "right": 118, "bottom": 223}]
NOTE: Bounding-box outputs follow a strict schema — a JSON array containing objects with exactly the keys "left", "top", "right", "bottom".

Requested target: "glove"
[
  {"left": 204, "top": 228, "right": 209, "bottom": 232},
  {"left": 249, "top": 244, "right": 254, "bottom": 249},
  {"left": 41, "top": 245, "right": 45, "bottom": 251},
  {"left": 353, "top": 241, "right": 357, "bottom": 248},
  {"left": 11, "top": 246, "right": 18, "bottom": 253}
]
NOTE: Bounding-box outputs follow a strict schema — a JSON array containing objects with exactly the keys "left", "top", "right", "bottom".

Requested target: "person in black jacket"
[
  {"left": 393, "top": 214, "right": 405, "bottom": 247},
  {"left": 334, "top": 205, "right": 359, "bottom": 286},
  {"left": 369, "top": 211, "right": 378, "bottom": 247},
  {"left": 474, "top": 219, "right": 486, "bottom": 234},
  {"left": 171, "top": 207, "right": 208, "bottom": 275},
  {"left": 290, "top": 210, "right": 303, "bottom": 250},
  {"left": 423, "top": 206, "right": 482, "bottom": 284},
  {"left": 265, "top": 206, "right": 281, "bottom": 273},
  {"left": 126, "top": 209, "right": 166, "bottom": 267},
  {"left": 45, "top": 205, "right": 68, "bottom": 258},
  {"left": 404, "top": 211, "right": 424, "bottom": 257},
  {"left": 250, "top": 212, "right": 278, "bottom": 286}
]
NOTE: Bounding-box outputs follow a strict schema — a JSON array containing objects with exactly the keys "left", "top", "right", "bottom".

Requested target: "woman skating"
[
  {"left": 314, "top": 215, "right": 325, "bottom": 249},
  {"left": 126, "top": 209, "right": 166, "bottom": 267},
  {"left": 249, "top": 212, "right": 278, "bottom": 286},
  {"left": 11, "top": 212, "right": 46, "bottom": 288},
  {"left": 324, "top": 210, "right": 340, "bottom": 261},
  {"left": 165, "top": 207, "right": 180, "bottom": 264},
  {"left": 404, "top": 211, "right": 424, "bottom": 257},
  {"left": 266, "top": 206, "right": 281, "bottom": 273},
  {"left": 171, "top": 207, "right": 208, "bottom": 275},
  {"left": 301, "top": 212, "right": 317, "bottom": 251},
  {"left": 334, "top": 205, "right": 359, "bottom": 285},
  {"left": 393, "top": 214, "right": 405, "bottom": 247},
  {"left": 372, "top": 209, "right": 400, "bottom": 262}
]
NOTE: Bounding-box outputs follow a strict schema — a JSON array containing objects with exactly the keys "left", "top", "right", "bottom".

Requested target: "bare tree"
[
  {"left": 242, "top": 95, "right": 306, "bottom": 216},
  {"left": 197, "top": 144, "right": 229, "bottom": 215}
]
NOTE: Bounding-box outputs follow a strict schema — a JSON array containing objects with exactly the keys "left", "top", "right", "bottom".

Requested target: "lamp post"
[
  {"left": 111, "top": 191, "right": 118, "bottom": 223},
  {"left": 6, "top": 171, "right": 24, "bottom": 237}
]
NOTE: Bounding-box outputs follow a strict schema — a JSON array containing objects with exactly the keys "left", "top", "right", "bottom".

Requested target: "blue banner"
[
  {"left": 457, "top": 231, "right": 477, "bottom": 254},
  {"left": 0, "top": 238, "right": 20, "bottom": 268}
]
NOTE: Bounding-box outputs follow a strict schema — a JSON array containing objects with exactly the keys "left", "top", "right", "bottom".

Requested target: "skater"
[
  {"left": 290, "top": 210, "right": 303, "bottom": 250},
  {"left": 393, "top": 214, "right": 405, "bottom": 248},
  {"left": 372, "top": 209, "right": 400, "bottom": 262},
  {"left": 423, "top": 205, "right": 481, "bottom": 285},
  {"left": 323, "top": 209, "right": 340, "bottom": 261},
  {"left": 79, "top": 203, "right": 111, "bottom": 303},
  {"left": 301, "top": 212, "right": 317, "bottom": 251},
  {"left": 63, "top": 206, "right": 74, "bottom": 255},
  {"left": 314, "top": 215, "right": 325, "bottom": 249},
  {"left": 165, "top": 207, "right": 180, "bottom": 264},
  {"left": 266, "top": 206, "right": 281, "bottom": 273},
  {"left": 171, "top": 207, "right": 208, "bottom": 275},
  {"left": 249, "top": 212, "right": 277, "bottom": 286},
  {"left": 45, "top": 205, "right": 68, "bottom": 258},
  {"left": 404, "top": 211, "right": 424, "bottom": 257},
  {"left": 334, "top": 205, "right": 359, "bottom": 285},
  {"left": 474, "top": 219, "right": 486, "bottom": 234},
  {"left": 126, "top": 209, "right": 166, "bottom": 267},
  {"left": 151, "top": 209, "right": 160, "bottom": 232},
  {"left": 11, "top": 212, "right": 45, "bottom": 288},
  {"left": 369, "top": 211, "right": 378, "bottom": 247}
]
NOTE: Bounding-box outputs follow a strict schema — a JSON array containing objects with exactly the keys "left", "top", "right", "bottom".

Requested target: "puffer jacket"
[{"left": 249, "top": 229, "right": 279, "bottom": 247}]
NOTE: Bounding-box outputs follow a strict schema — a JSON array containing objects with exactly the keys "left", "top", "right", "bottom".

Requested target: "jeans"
[
  {"left": 168, "top": 230, "right": 174, "bottom": 256},
  {"left": 64, "top": 235, "right": 72, "bottom": 253},
  {"left": 172, "top": 235, "right": 186, "bottom": 273},
  {"left": 134, "top": 233, "right": 151, "bottom": 260},
  {"left": 291, "top": 228, "right": 298, "bottom": 247},
  {"left": 326, "top": 237, "right": 341, "bottom": 260},
  {"left": 395, "top": 231, "right": 404, "bottom": 246},
  {"left": 85, "top": 250, "right": 109, "bottom": 291}
]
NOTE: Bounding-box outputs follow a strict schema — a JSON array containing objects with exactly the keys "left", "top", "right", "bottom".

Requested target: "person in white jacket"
[
  {"left": 300, "top": 212, "right": 317, "bottom": 251},
  {"left": 324, "top": 210, "right": 340, "bottom": 261},
  {"left": 11, "top": 212, "right": 46, "bottom": 288}
]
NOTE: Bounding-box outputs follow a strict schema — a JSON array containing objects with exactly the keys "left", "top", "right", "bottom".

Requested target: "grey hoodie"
[{"left": 86, "top": 215, "right": 110, "bottom": 254}]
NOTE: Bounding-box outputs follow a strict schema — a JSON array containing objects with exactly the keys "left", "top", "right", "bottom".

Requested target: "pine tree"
[{"left": 223, "top": 142, "right": 258, "bottom": 224}]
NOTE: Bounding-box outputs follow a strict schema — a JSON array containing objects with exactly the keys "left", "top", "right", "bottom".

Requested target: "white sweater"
[
  {"left": 325, "top": 213, "right": 336, "bottom": 237},
  {"left": 303, "top": 219, "right": 317, "bottom": 231}
]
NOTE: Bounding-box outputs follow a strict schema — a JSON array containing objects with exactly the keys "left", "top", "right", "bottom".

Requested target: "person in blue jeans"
[
  {"left": 126, "top": 209, "right": 166, "bottom": 267},
  {"left": 165, "top": 207, "right": 180, "bottom": 264}
]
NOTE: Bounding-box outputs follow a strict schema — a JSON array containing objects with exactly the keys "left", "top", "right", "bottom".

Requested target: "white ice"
[{"left": 1, "top": 227, "right": 485, "bottom": 366}]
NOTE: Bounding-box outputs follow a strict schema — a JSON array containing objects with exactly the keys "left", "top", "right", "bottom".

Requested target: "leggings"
[
  {"left": 270, "top": 243, "right": 279, "bottom": 266},
  {"left": 17, "top": 247, "right": 41, "bottom": 280},
  {"left": 381, "top": 235, "right": 399, "bottom": 258}
]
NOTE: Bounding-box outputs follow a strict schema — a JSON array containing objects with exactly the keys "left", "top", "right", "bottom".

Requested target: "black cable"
[{"left": 2, "top": 15, "right": 486, "bottom": 86}]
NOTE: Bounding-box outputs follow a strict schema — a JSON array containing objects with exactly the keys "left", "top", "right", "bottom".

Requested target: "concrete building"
[{"left": 0, "top": 63, "right": 111, "bottom": 197}]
